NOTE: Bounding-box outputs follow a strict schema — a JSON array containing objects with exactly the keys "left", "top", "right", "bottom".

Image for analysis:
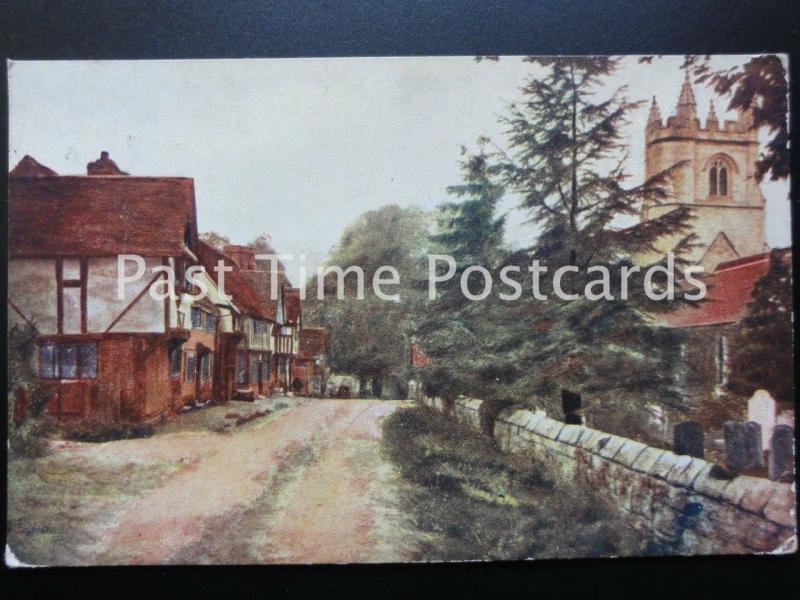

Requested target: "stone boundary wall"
[{"left": 419, "top": 394, "right": 796, "bottom": 555}]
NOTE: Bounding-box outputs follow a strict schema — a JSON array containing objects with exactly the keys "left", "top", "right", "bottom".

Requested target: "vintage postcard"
[{"left": 5, "top": 55, "right": 795, "bottom": 566}]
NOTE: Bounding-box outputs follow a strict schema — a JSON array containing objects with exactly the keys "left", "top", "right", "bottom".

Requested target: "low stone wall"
[{"left": 420, "top": 395, "right": 796, "bottom": 555}]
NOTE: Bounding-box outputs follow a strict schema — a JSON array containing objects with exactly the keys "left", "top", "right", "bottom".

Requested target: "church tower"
[{"left": 641, "top": 71, "right": 766, "bottom": 271}]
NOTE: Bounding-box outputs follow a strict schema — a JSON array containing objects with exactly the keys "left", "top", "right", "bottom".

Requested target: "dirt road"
[{"left": 8, "top": 399, "right": 429, "bottom": 565}]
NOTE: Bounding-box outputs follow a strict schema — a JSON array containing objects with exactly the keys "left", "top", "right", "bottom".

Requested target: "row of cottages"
[
  {"left": 213, "top": 244, "right": 328, "bottom": 396},
  {"left": 7, "top": 152, "right": 326, "bottom": 425}
]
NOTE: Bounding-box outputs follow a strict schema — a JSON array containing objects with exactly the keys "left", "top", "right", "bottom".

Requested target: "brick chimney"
[
  {"left": 87, "top": 151, "right": 129, "bottom": 176},
  {"left": 224, "top": 245, "right": 257, "bottom": 271}
]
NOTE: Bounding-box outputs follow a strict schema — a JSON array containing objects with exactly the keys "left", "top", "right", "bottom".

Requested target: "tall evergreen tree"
[
  {"left": 726, "top": 249, "right": 793, "bottom": 405},
  {"left": 416, "top": 150, "right": 510, "bottom": 399},
  {"left": 494, "top": 57, "right": 697, "bottom": 418}
]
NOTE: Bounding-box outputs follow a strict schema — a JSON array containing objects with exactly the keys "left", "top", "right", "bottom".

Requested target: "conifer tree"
[
  {"left": 416, "top": 150, "right": 510, "bottom": 399},
  {"left": 726, "top": 249, "right": 793, "bottom": 405},
  {"left": 494, "top": 57, "right": 696, "bottom": 416}
]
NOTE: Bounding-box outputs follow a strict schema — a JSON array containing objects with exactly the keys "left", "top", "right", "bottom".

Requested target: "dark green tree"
[
  {"left": 415, "top": 150, "right": 511, "bottom": 400},
  {"left": 726, "top": 249, "right": 793, "bottom": 405},
  {"left": 493, "top": 56, "right": 697, "bottom": 419}
]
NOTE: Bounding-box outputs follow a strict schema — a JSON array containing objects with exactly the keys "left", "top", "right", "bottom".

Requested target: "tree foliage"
[
  {"left": 415, "top": 150, "right": 511, "bottom": 400},
  {"left": 199, "top": 231, "right": 230, "bottom": 250},
  {"left": 416, "top": 57, "right": 694, "bottom": 415},
  {"left": 726, "top": 250, "right": 794, "bottom": 405},
  {"left": 304, "top": 205, "right": 430, "bottom": 395}
]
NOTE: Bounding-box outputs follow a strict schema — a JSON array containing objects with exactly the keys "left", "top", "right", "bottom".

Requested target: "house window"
[
  {"left": 191, "top": 307, "right": 203, "bottom": 330},
  {"left": 709, "top": 159, "right": 729, "bottom": 196},
  {"left": 200, "top": 353, "right": 213, "bottom": 381},
  {"left": 169, "top": 344, "right": 182, "bottom": 379},
  {"left": 39, "top": 341, "right": 97, "bottom": 379},
  {"left": 185, "top": 351, "right": 196, "bottom": 383},
  {"left": 236, "top": 350, "right": 248, "bottom": 385},
  {"left": 254, "top": 319, "right": 269, "bottom": 334},
  {"left": 205, "top": 313, "right": 217, "bottom": 333}
]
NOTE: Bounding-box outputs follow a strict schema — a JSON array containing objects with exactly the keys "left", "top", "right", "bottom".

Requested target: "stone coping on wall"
[{"left": 421, "top": 395, "right": 796, "bottom": 533}]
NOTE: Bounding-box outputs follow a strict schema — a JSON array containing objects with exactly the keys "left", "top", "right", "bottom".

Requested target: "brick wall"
[{"left": 418, "top": 393, "right": 796, "bottom": 555}]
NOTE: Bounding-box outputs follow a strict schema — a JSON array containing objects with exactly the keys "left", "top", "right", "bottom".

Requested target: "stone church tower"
[{"left": 641, "top": 72, "right": 767, "bottom": 271}]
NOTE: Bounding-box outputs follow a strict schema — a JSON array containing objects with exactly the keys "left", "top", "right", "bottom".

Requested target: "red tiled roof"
[
  {"left": 300, "top": 327, "right": 326, "bottom": 357},
  {"left": 283, "top": 288, "right": 301, "bottom": 325},
  {"left": 658, "top": 251, "right": 787, "bottom": 328},
  {"left": 8, "top": 175, "right": 197, "bottom": 258},
  {"left": 240, "top": 270, "right": 280, "bottom": 321},
  {"left": 196, "top": 240, "right": 274, "bottom": 321}
]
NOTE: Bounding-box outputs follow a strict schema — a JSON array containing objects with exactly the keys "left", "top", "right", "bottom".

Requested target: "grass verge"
[{"left": 381, "top": 405, "right": 657, "bottom": 561}]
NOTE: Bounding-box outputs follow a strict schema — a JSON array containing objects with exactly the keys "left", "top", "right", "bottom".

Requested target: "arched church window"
[
  {"left": 709, "top": 159, "right": 729, "bottom": 197},
  {"left": 709, "top": 165, "right": 717, "bottom": 195}
]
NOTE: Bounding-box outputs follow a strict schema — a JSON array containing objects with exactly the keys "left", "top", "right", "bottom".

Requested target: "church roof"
[{"left": 657, "top": 250, "right": 790, "bottom": 329}]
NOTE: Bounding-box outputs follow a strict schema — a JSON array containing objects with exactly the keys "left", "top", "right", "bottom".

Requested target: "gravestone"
[
  {"left": 777, "top": 410, "right": 794, "bottom": 427},
  {"left": 744, "top": 421, "right": 764, "bottom": 468},
  {"left": 724, "top": 420, "right": 763, "bottom": 472},
  {"left": 673, "top": 421, "right": 704, "bottom": 458},
  {"left": 769, "top": 425, "right": 795, "bottom": 482},
  {"left": 747, "top": 389, "right": 777, "bottom": 450}
]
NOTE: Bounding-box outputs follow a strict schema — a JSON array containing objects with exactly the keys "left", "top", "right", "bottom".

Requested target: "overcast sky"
[{"left": 9, "top": 55, "right": 790, "bottom": 282}]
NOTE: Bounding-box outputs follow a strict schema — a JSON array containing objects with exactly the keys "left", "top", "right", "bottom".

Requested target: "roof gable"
[
  {"left": 196, "top": 240, "right": 273, "bottom": 320},
  {"left": 699, "top": 231, "right": 739, "bottom": 272}
]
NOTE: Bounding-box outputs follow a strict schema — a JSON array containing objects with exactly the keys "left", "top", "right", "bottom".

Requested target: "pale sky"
[{"left": 8, "top": 56, "right": 791, "bottom": 282}]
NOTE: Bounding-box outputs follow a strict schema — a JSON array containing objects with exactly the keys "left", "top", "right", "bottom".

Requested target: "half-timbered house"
[
  {"left": 7, "top": 153, "right": 231, "bottom": 422},
  {"left": 198, "top": 242, "right": 278, "bottom": 399}
]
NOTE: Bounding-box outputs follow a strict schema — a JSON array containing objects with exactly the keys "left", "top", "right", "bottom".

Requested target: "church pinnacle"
[
  {"left": 647, "top": 96, "right": 661, "bottom": 128},
  {"left": 707, "top": 100, "right": 719, "bottom": 129},
  {"left": 674, "top": 69, "right": 698, "bottom": 125}
]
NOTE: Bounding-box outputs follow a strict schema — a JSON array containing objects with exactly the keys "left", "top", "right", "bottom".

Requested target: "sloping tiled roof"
[
  {"left": 240, "top": 269, "right": 281, "bottom": 321},
  {"left": 196, "top": 240, "right": 274, "bottom": 321},
  {"left": 658, "top": 251, "right": 788, "bottom": 328},
  {"left": 8, "top": 174, "right": 197, "bottom": 258}
]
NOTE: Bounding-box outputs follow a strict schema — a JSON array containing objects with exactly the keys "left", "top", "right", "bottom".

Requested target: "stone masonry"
[{"left": 417, "top": 393, "right": 796, "bottom": 555}]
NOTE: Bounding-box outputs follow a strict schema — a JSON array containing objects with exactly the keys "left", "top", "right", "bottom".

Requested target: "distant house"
[
  {"left": 7, "top": 153, "right": 234, "bottom": 422},
  {"left": 296, "top": 327, "right": 328, "bottom": 396},
  {"left": 219, "top": 245, "right": 325, "bottom": 396}
]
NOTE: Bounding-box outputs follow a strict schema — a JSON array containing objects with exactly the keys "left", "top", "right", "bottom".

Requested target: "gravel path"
[{"left": 11, "top": 399, "right": 425, "bottom": 565}]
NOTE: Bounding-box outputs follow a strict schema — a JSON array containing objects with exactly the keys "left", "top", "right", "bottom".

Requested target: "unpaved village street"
[{"left": 8, "top": 399, "right": 434, "bottom": 565}]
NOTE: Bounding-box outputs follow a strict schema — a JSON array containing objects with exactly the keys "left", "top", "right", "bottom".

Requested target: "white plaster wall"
[
  {"left": 87, "top": 256, "right": 166, "bottom": 333},
  {"left": 7, "top": 259, "right": 58, "bottom": 334}
]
